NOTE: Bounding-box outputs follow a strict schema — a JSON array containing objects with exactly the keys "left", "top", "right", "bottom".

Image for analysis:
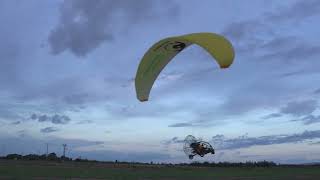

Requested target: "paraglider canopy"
[{"left": 135, "top": 32, "right": 235, "bottom": 102}]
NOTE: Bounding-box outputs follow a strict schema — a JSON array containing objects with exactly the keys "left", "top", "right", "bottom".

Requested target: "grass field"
[{"left": 0, "top": 160, "right": 319, "bottom": 180}]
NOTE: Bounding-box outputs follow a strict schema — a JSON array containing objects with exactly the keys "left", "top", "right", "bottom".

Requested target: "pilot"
[{"left": 190, "top": 142, "right": 205, "bottom": 156}]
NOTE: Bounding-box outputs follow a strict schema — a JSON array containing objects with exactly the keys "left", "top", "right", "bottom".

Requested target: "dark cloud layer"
[
  {"left": 223, "top": 0, "right": 320, "bottom": 58},
  {"left": 162, "top": 137, "right": 184, "bottom": 146},
  {"left": 164, "top": 130, "right": 320, "bottom": 150},
  {"left": 280, "top": 100, "right": 318, "bottom": 117},
  {"left": 31, "top": 113, "right": 71, "bottom": 124},
  {"left": 279, "top": 70, "right": 309, "bottom": 78},
  {"left": 262, "top": 113, "right": 282, "bottom": 120},
  {"left": 0, "top": 106, "right": 22, "bottom": 121},
  {"left": 223, "top": 20, "right": 265, "bottom": 42},
  {"left": 11, "top": 121, "right": 21, "bottom": 125},
  {"left": 48, "top": 0, "right": 179, "bottom": 57},
  {"left": 261, "top": 100, "right": 319, "bottom": 123},
  {"left": 168, "top": 122, "right": 194, "bottom": 128},
  {"left": 40, "top": 127, "right": 59, "bottom": 133},
  {"left": 223, "top": 20, "right": 271, "bottom": 53},
  {"left": 261, "top": 44, "right": 320, "bottom": 62},
  {"left": 266, "top": 0, "right": 320, "bottom": 22},
  {"left": 211, "top": 130, "right": 320, "bottom": 150},
  {"left": 314, "top": 89, "right": 320, "bottom": 94},
  {"left": 310, "top": 141, "right": 320, "bottom": 145},
  {"left": 292, "top": 115, "right": 320, "bottom": 125},
  {"left": 260, "top": 36, "right": 298, "bottom": 51},
  {"left": 63, "top": 93, "right": 89, "bottom": 105},
  {"left": 76, "top": 120, "right": 94, "bottom": 124}
]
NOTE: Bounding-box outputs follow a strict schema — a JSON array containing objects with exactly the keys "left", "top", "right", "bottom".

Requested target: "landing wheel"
[{"left": 189, "top": 155, "right": 194, "bottom": 159}]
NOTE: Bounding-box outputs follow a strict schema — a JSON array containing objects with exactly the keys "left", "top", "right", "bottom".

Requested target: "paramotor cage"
[{"left": 183, "top": 135, "right": 215, "bottom": 159}]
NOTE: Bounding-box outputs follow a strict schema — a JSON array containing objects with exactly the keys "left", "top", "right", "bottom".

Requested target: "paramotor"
[{"left": 183, "top": 135, "right": 215, "bottom": 159}]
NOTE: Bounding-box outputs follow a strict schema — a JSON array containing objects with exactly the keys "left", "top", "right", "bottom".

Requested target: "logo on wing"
[{"left": 164, "top": 41, "right": 186, "bottom": 52}]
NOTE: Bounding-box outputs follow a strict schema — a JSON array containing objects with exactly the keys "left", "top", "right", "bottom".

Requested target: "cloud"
[
  {"left": 151, "top": 4, "right": 320, "bottom": 122},
  {"left": 266, "top": 0, "right": 320, "bottom": 22},
  {"left": 217, "top": 80, "right": 289, "bottom": 116},
  {"left": 17, "top": 130, "right": 27, "bottom": 138},
  {"left": 222, "top": 20, "right": 272, "bottom": 53},
  {"left": 152, "top": 72, "right": 184, "bottom": 88},
  {"left": 0, "top": 106, "right": 22, "bottom": 121},
  {"left": 222, "top": 0, "right": 320, "bottom": 58},
  {"left": 76, "top": 120, "right": 93, "bottom": 124},
  {"left": 262, "top": 113, "right": 282, "bottom": 120},
  {"left": 63, "top": 93, "right": 89, "bottom": 105},
  {"left": 0, "top": 134, "right": 170, "bottom": 162},
  {"left": 162, "top": 137, "right": 184, "bottom": 145},
  {"left": 257, "top": 36, "right": 320, "bottom": 64},
  {"left": 0, "top": 135, "right": 105, "bottom": 156},
  {"left": 168, "top": 122, "right": 194, "bottom": 128},
  {"left": 261, "top": 44, "right": 320, "bottom": 62},
  {"left": 279, "top": 70, "right": 309, "bottom": 78},
  {"left": 40, "top": 127, "right": 59, "bottom": 133},
  {"left": 48, "top": 0, "right": 179, "bottom": 57},
  {"left": 310, "top": 141, "right": 320, "bottom": 145},
  {"left": 260, "top": 36, "right": 298, "bottom": 51},
  {"left": 223, "top": 20, "right": 265, "bottom": 42},
  {"left": 31, "top": 113, "right": 71, "bottom": 124},
  {"left": 280, "top": 100, "right": 318, "bottom": 117},
  {"left": 292, "top": 115, "right": 320, "bottom": 125},
  {"left": 261, "top": 100, "right": 319, "bottom": 123},
  {"left": 211, "top": 130, "right": 320, "bottom": 150},
  {"left": 0, "top": 13, "right": 28, "bottom": 92},
  {"left": 160, "top": 130, "right": 317, "bottom": 152},
  {"left": 314, "top": 89, "right": 320, "bottom": 94},
  {"left": 57, "top": 139, "right": 104, "bottom": 149},
  {"left": 11, "top": 121, "right": 21, "bottom": 125},
  {"left": 70, "top": 149, "right": 171, "bottom": 163},
  {"left": 224, "top": 21, "right": 320, "bottom": 63},
  {"left": 17, "top": 76, "right": 92, "bottom": 101}
]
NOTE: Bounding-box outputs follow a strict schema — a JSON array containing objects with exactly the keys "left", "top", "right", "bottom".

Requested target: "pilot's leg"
[{"left": 211, "top": 149, "right": 215, "bottom": 154}]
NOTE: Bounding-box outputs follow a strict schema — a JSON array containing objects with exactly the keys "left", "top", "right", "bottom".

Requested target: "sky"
[{"left": 0, "top": 0, "right": 320, "bottom": 164}]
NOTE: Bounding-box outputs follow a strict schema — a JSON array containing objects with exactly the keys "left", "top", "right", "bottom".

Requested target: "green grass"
[{"left": 0, "top": 160, "right": 319, "bottom": 180}]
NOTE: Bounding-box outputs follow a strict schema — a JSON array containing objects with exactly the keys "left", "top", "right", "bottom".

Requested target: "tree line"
[
  {"left": 1, "top": 153, "right": 319, "bottom": 167},
  {"left": 188, "top": 161, "right": 277, "bottom": 167},
  {"left": 0, "top": 153, "right": 73, "bottom": 162}
]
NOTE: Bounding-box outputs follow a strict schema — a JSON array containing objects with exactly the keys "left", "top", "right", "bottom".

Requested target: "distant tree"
[
  {"left": 75, "top": 157, "right": 89, "bottom": 162},
  {"left": 39, "top": 154, "right": 47, "bottom": 160},
  {"left": 61, "top": 155, "right": 72, "bottom": 161},
  {"left": 5, "top": 154, "right": 22, "bottom": 160},
  {"left": 47, "top": 153, "right": 58, "bottom": 161},
  {"left": 23, "top": 154, "right": 40, "bottom": 160},
  {"left": 188, "top": 160, "right": 277, "bottom": 168}
]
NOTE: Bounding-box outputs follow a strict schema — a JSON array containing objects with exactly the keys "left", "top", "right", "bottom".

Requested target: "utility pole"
[
  {"left": 62, "top": 144, "right": 67, "bottom": 157},
  {"left": 1, "top": 144, "right": 5, "bottom": 156},
  {"left": 46, "top": 143, "right": 48, "bottom": 157}
]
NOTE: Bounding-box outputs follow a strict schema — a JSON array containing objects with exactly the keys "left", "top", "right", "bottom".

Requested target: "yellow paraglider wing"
[{"left": 135, "top": 32, "right": 235, "bottom": 102}]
